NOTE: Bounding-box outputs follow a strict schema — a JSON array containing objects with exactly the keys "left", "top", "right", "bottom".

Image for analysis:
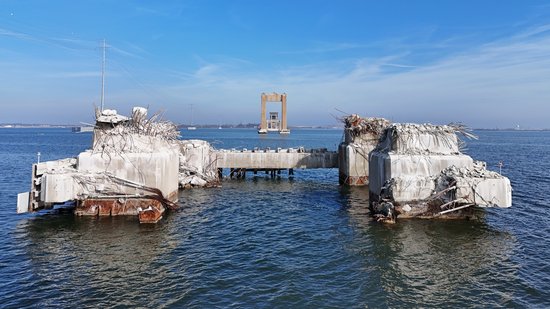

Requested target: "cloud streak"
[
  {"left": 278, "top": 42, "right": 370, "bottom": 55},
  {"left": 0, "top": 26, "right": 144, "bottom": 59},
  {"left": 155, "top": 24, "right": 550, "bottom": 128},
  {"left": 0, "top": 27, "right": 30, "bottom": 39}
]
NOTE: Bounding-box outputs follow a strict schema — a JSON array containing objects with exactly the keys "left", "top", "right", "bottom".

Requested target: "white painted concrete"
[
  {"left": 474, "top": 178, "right": 512, "bottom": 207},
  {"left": 77, "top": 149, "right": 179, "bottom": 198},
  {"left": 215, "top": 149, "right": 338, "bottom": 169},
  {"left": 386, "top": 176, "right": 436, "bottom": 203},
  {"left": 40, "top": 173, "right": 79, "bottom": 203},
  {"left": 17, "top": 192, "right": 29, "bottom": 214},
  {"left": 369, "top": 152, "right": 474, "bottom": 197}
]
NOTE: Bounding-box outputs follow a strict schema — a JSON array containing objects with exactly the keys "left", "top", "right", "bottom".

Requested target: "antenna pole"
[{"left": 100, "top": 39, "right": 106, "bottom": 112}]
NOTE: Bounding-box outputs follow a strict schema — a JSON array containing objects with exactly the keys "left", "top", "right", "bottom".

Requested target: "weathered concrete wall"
[
  {"left": 180, "top": 140, "right": 214, "bottom": 175},
  {"left": 473, "top": 178, "right": 512, "bottom": 206},
  {"left": 338, "top": 143, "right": 372, "bottom": 185},
  {"left": 215, "top": 148, "right": 338, "bottom": 169},
  {"left": 41, "top": 173, "right": 80, "bottom": 204},
  {"left": 20, "top": 159, "right": 79, "bottom": 212},
  {"left": 78, "top": 149, "right": 179, "bottom": 198},
  {"left": 26, "top": 147, "right": 180, "bottom": 208},
  {"left": 338, "top": 115, "right": 390, "bottom": 186},
  {"left": 369, "top": 153, "right": 474, "bottom": 201}
]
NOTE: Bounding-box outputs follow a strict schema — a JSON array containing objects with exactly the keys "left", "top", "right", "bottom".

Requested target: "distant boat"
[{"left": 187, "top": 126, "right": 196, "bottom": 130}]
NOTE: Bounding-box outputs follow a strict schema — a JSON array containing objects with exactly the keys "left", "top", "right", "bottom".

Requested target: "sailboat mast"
[{"left": 100, "top": 39, "right": 106, "bottom": 112}]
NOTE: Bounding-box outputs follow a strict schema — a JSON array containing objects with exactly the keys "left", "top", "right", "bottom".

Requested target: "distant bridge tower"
[{"left": 258, "top": 92, "right": 290, "bottom": 134}]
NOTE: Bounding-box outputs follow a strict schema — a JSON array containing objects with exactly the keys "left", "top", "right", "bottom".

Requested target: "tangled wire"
[{"left": 342, "top": 114, "right": 390, "bottom": 138}]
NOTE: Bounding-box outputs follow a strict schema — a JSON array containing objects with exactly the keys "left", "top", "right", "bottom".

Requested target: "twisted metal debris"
[{"left": 342, "top": 114, "right": 390, "bottom": 138}]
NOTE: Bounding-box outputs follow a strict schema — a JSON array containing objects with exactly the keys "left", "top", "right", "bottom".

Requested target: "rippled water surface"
[{"left": 0, "top": 128, "right": 549, "bottom": 308}]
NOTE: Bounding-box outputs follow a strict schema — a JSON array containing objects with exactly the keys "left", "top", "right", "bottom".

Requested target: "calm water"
[{"left": 0, "top": 128, "right": 549, "bottom": 308}]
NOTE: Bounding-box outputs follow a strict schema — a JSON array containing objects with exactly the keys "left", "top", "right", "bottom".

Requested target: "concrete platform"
[{"left": 215, "top": 148, "right": 338, "bottom": 169}]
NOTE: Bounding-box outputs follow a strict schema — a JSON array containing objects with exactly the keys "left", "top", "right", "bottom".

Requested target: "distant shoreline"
[{"left": 1, "top": 124, "right": 549, "bottom": 131}]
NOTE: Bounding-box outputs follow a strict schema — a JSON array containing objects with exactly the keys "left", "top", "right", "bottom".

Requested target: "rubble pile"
[
  {"left": 434, "top": 163, "right": 511, "bottom": 207},
  {"left": 92, "top": 107, "right": 180, "bottom": 154},
  {"left": 178, "top": 140, "right": 220, "bottom": 189},
  {"left": 92, "top": 108, "right": 219, "bottom": 189},
  {"left": 343, "top": 114, "right": 390, "bottom": 141}
]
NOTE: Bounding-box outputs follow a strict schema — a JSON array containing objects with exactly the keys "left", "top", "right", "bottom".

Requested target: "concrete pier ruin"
[
  {"left": 339, "top": 115, "right": 512, "bottom": 222},
  {"left": 17, "top": 109, "right": 512, "bottom": 224},
  {"left": 18, "top": 107, "right": 182, "bottom": 223},
  {"left": 338, "top": 114, "right": 390, "bottom": 185}
]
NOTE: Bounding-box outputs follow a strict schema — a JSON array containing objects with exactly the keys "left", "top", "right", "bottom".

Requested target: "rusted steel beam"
[{"left": 76, "top": 198, "right": 166, "bottom": 223}]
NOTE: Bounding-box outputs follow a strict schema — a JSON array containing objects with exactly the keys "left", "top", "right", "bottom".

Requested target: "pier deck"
[{"left": 214, "top": 148, "right": 338, "bottom": 170}]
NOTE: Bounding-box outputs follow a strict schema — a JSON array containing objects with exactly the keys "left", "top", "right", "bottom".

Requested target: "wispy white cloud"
[
  {"left": 41, "top": 71, "right": 101, "bottom": 78},
  {"left": 278, "top": 42, "right": 368, "bottom": 55},
  {"left": 0, "top": 26, "right": 144, "bottom": 59},
  {"left": 109, "top": 45, "right": 143, "bottom": 59},
  {"left": 154, "top": 24, "right": 550, "bottom": 128},
  {"left": 0, "top": 27, "right": 30, "bottom": 39}
]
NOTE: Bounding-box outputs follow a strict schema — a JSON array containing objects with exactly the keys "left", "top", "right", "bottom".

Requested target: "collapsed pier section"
[
  {"left": 17, "top": 108, "right": 513, "bottom": 224},
  {"left": 369, "top": 123, "right": 511, "bottom": 221},
  {"left": 18, "top": 107, "right": 182, "bottom": 223},
  {"left": 16, "top": 107, "right": 337, "bottom": 223},
  {"left": 339, "top": 115, "right": 512, "bottom": 222}
]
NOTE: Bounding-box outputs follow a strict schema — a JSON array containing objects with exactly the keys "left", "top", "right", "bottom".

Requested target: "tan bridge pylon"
[{"left": 258, "top": 92, "right": 290, "bottom": 134}]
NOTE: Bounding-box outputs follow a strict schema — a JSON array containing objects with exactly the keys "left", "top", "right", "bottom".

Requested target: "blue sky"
[{"left": 1, "top": 0, "right": 550, "bottom": 128}]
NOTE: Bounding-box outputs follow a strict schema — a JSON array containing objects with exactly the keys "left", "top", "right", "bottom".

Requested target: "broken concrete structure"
[
  {"left": 368, "top": 122, "right": 512, "bottom": 222},
  {"left": 338, "top": 115, "right": 511, "bottom": 221},
  {"left": 17, "top": 107, "right": 331, "bottom": 223},
  {"left": 338, "top": 114, "right": 390, "bottom": 185},
  {"left": 178, "top": 139, "right": 219, "bottom": 189},
  {"left": 17, "top": 108, "right": 512, "bottom": 224},
  {"left": 18, "top": 107, "right": 183, "bottom": 223}
]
